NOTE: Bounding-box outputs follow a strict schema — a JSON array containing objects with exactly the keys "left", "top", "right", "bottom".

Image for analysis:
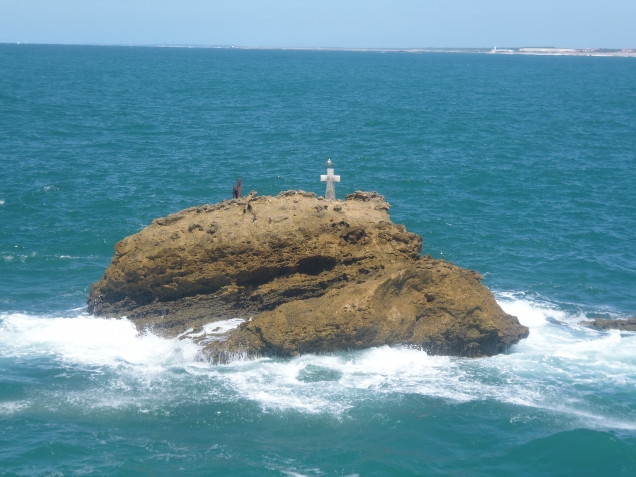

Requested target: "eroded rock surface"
[
  {"left": 581, "top": 318, "right": 636, "bottom": 332},
  {"left": 88, "top": 190, "right": 529, "bottom": 360}
]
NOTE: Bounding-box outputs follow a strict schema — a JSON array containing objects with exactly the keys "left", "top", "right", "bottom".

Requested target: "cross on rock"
[{"left": 320, "top": 159, "right": 340, "bottom": 201}]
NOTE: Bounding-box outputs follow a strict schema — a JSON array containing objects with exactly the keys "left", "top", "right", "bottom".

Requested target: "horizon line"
[
  {"left": 3, "top": 42, "right": 635, "bottom": 49},
  {"left": 2, "top": 42, "right": 635, "bottom": 56}
]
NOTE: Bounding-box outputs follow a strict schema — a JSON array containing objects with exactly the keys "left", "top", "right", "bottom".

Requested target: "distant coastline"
[
  {"left": 228, "top": 46, "right": 636, "bottom": 57},
  {"left": 145, "top": 45, "right": 636, "bottom": 57},
  {"left": 5, "top": 43, "right": 636, "bottom": 57}
]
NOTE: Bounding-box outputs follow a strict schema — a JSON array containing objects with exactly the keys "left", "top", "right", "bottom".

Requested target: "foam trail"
[
  {"left": 207, "top": 295, "right": 636, "bottom": 424},
  {"left": 2, "top": 297, "right": 636, "bottom": 430}
]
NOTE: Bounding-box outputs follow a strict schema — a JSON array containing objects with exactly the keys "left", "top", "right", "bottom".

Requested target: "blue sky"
[{"left": 1, "top": 0, "right": 634, "bottom": 48}]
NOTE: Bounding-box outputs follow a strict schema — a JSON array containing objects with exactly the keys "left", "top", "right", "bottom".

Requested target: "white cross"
[{"left": 320, "top": 159, "right": 340, "bottom": 201}]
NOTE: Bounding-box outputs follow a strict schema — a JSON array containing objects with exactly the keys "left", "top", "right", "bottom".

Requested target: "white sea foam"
[
  {"left": 203, "top": 318, "right": 246, "bottom": 334},
  {"left": 1, "top": 297, "right": 635, "bottom": 429},
  {"left": 0, "top": 312, "right": 199, "bottom": 370},
  {"left": 3, "top": 252, "right": 38, "bottom": 263},
  {"left": 0, "top": 401, "right": 30, "bottom": 415}
]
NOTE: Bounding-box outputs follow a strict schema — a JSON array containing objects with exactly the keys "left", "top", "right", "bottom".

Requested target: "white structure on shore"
[{"left": 490, "top": 46, "right": 514, "bottom": 54}]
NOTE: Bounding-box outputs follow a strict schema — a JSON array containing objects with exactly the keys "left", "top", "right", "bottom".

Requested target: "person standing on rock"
[{"left": 233, "top": 178, "right": 242, "bottom": 199}]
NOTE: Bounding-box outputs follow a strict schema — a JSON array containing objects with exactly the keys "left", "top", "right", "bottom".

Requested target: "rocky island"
[{"left": 88, "top": 190, "right": 529, "bottom": 362}]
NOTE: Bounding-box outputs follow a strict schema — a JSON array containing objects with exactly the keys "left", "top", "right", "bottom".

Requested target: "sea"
[{"left": 1, "top": 44, "right": 636, "bottom": 476}]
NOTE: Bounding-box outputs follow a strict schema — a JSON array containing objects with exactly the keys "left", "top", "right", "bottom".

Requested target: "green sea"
[{"left": 1, "top": 44, "right": 636, "bottom": 476}]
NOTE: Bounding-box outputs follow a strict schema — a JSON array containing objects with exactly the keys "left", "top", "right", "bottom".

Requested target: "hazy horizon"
[
  {"left": 3, "top": 44, "right": 634, "bottom": 51},
  {"left": 1, "top": 0, "right": 635, "bottom": 49}
]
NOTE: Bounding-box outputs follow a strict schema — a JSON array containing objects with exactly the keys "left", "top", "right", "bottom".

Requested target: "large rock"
[{"left": 88, "top": 190, "right": 528, "bottom": 361}]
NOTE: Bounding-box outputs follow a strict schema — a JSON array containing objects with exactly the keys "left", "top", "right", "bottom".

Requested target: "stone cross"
[{"left": 320, "top": 159, "right": 340, "bottom": 201}]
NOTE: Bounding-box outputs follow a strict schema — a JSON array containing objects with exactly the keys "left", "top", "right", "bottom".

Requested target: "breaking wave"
[{"left": 1, "top": 295, "right": 635, "bottom": 430}]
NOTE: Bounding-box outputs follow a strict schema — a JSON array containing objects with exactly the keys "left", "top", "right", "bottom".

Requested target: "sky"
[{"left": 1, "top": 0, "right": 635, "bottom": 49}]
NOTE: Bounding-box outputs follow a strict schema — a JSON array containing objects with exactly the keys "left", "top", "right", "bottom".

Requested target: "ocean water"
[{"left": 1, "top": 44, "right": 636, "bottom": 476}]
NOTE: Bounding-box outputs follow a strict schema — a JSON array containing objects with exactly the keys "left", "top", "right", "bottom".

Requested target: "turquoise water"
[{"left": 1, "top": 44, "right": 636, "bottom": 475}]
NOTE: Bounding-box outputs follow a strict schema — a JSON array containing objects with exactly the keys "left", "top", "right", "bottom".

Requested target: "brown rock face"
[{"left": 88, "top": 190, "right": 529, "bottom": 361}]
